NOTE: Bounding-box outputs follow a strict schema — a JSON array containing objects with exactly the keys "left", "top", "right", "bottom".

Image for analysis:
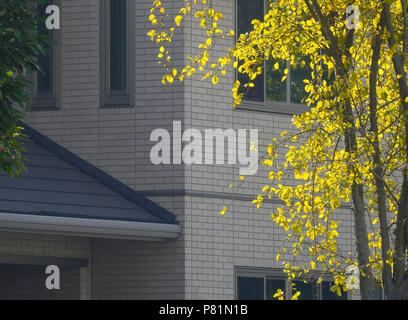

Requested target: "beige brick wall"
[
  {"left": 22, "top": 0, "right": 187, "bottom": 299},
  {"left": 18, "top": 0, "right": 357, "bottom": 300},
  {"left": 180, "top": 0, "right": 356, "bottom": 299}
]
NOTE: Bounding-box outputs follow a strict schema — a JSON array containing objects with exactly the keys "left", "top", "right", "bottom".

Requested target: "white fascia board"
[{"left": 0, "top": 213, "right": 181, "bottom": 241}]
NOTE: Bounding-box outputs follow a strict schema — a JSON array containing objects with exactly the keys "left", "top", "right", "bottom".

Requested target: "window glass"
[
  {"left": 37, "top": 1, "right": 53, "bottom": 95},
  {"left": 290, "top": 56, "right": 311, "bottom": 104},
  {"left": 237, "top": 276, "right": 264, "bottom": 300},
  {"left": 321, "top": 281, "right": 347, "bottom": 300},
  {"left": 265, "top": 278, "right": 286, "bottom": 300},
  {"left": 293, "top": 280, "right": 317, "bottom": 300},
  {"left": 236, "top": 0, "right": 264, "bottom": 101},
  {"left": 236, "top": 272, "right": 349, "bottom": 300},
  {"left": 237, "top": 0, "right": 312, "bottom": 106},
  {"left": 110, "top": 0, "right": 127, "bottom": 91},
  {"left": 265, "top": 59, "right": 287, "bottom": 102}
]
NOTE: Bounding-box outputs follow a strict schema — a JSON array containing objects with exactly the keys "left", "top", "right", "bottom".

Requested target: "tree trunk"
[
  {"left": 368, "top": 6, "right": 394, "bottom": 299},
  {"left": 383, "top": 2, "right": 408, "bottom": 299},
  {"left": 303, "top": 0, "right": 377, "bottom": 299}
]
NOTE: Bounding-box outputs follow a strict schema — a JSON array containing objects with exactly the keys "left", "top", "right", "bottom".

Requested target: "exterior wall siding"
[
  {"left": 22, "top": 0, "right": 188, "bottom": 299},
  {"left": 181, "top": 0, "right": 356, "bottom": 299},
  {"left": 15, "top": 0, "right": 357, "bottom": 300}
]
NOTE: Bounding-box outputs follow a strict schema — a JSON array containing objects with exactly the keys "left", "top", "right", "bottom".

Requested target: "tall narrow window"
[
  {"left": 110, "top": 0, "right": 127, "bottom": 92},
  {"left": 37, "top": 2, "right": 54, "bottom": 95},
  {"left": 236, "top": 0, "right": 264, "bottom": 101},
  {"left": 30, "top": 0, "right": 59, "bottom": 109},
  {"left": 101, "top": 0, "right": 134, "bottom": 107}
]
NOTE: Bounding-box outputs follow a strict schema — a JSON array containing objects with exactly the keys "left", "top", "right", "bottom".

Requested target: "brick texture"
[{"left": 10, "top": 0, "right": 358, "bottom": 300}]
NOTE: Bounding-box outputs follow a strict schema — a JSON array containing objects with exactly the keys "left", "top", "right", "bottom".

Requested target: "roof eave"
[{"left": 0, "top": 212, "right": 182, "bottom": 241}]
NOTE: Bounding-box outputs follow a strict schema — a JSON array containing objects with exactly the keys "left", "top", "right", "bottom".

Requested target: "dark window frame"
[
  {"left": 235, "top": 267, "right": 349, "bottom": 300},
  {"left": 100, "top": 0, "right": 135, "bottom": 108},
  {"left": 29, "top": 0, "right": 61, "bottom": 111}
]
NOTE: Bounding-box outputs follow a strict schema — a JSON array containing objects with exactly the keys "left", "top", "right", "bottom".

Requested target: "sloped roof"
[{"left": 0, "top": 122, "right": 178, "bottom": 226}]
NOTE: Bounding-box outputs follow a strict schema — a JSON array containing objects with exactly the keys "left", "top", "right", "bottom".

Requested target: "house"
[{"left": 0, "top": 0, "right": 358, "bottom": 299}]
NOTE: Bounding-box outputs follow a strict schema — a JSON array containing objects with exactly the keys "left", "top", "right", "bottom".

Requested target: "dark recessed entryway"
[{"left": 0, "top": 255, "right": 87, "bottom": 300}]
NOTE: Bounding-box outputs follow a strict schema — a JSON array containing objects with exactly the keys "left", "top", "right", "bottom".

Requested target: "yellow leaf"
[
  {"left": 310, "top": 261, "right": 316, "bottom": 269},
  {"left": 194, "top": 10, "right": 204, "bottom": 18},
  {"left": 214, "top": 12, "right": 223, "bottom": 21},
  {"left": 166, "top": 74, "right": 174, "bottom": 83},
  {"left": 273, "top": 289, "right": 284, "bottom": 299},
  {"left": 149, "top": 14, "right": 157, "bottom": 24},
  {"left": 291, "top": 291, "right": 300, "bottom": 300},
  {"left": 274, "top": 62, "right": 279, "bottom": 70},
  {"left": 206, "top": 38, "right": 212, "bottom": 46},
  {"left": 220, "top": 206, "right": 228, "bottom": 215},
  {"left": 175, "top": 15, "right": 183, "bottom": 26},
  {"left": 212, "top": 75, "right": 219, "bottom": 85}
]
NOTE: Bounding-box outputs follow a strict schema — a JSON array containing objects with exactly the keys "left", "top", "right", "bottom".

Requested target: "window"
[
  {"left": 236, "top": 0, "right": 264, "bottom": 102},
  {"left": 293, "top": 280, "right": 318, "bottom": 300},
  {"left": 236, "top": 269, "right": 348, "bottom": 300},
  {"left": 237, "top": 277, "right": 264, "bottom": 300},
  {"left": 265, "top": 278, "right": 286, "bottom": 300},
  {"left": 29, "top": 0, "right": 60, "bottom": 110},
  {"left": 100, "top": 0, "right": 135, "bottom": 107},
  {"left": 37, "top": 2, "right": 53, "bottom": 96},
  {"left": 236, "top": 0, "right": 311, "bottom": 114},
  {"left": 321, "top": 280, "right": 347, "bottom": 300}
]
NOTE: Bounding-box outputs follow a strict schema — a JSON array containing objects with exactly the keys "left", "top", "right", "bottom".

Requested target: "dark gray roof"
[{"left": 0, "top": 122, "right": 178, "bottom": 225}]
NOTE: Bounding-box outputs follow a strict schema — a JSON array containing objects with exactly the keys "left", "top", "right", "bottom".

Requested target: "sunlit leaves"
[{"left": 149, "top": 0, "right": 408, "bottom": 298}]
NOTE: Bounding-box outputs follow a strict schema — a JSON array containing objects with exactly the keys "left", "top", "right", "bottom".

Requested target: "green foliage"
[{"left": 0, "top": 0, "right": 47, "bottom": 176}]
